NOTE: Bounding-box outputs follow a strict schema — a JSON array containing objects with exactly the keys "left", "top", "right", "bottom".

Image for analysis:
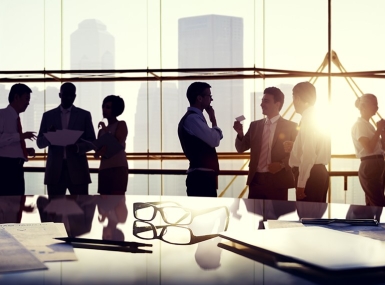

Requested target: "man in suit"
[
  {"left": 37, "top": 82, "right": 96, "bottom": 195},
  {"left": 233, "top": 87, "right": 298, "bottom": 200}
]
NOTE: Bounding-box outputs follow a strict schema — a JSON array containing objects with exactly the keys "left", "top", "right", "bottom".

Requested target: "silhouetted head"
[
  {"left": 186, "top": 82, "right": 212, "bottom": 110},
  {"left": 59, "top": 82, "right": 76, "bottom": 109},
  {"left": 355, "top": 93, "right": 378, "bottom": 118},
  {"left": 292, "top": 82, "right": 316, "bottom": 114},
  {"left": 102, "top": 95, "right": 125, "bottom": 119},
  {"left": 261, "top": 87, "right": 285, "bottom": 118},
  {"left": 8, "top": 83, "right": 32, "bottom": 114}
]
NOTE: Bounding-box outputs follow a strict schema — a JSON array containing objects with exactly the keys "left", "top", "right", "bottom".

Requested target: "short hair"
[
  {"left": 186, "top": 82, "right": 211, "bottom": 105},
  {"left": 8, "top": 83, "right": 32, "bottom": 103},
  {"left": 293, "top": 82, "right": 316, "bottom": 106},
  {"left": 103, "top": 95, "right": 125, "bottom": 117},
  {"left": 264, "top": 87, "right": 285, "bottom": 111},
  {"left": 355, "top": 93, "right": 377, "bottom": 110},
  {"left": 60, "top": 82, "right": 76, "bottom": 94}
]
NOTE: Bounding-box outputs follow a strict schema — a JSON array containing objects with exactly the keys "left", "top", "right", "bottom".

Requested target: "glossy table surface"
[{"left": 1, "top": 195, "right": 385, "bottom": 285}]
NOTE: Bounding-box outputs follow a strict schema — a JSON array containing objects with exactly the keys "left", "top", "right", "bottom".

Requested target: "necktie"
[
  {"left": 62, "top": 109, "right": 70, "bottom": 129},
  {"left": 17, "top": 117, "right": 28, "bottom": 159},
  {"left": 258, "top": 119, "right": 271, "bottom": 169}
]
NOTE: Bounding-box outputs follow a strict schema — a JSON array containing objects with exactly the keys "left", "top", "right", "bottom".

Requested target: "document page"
[{"left": 0, "top": 229, "right": 47, "bottom": 273}]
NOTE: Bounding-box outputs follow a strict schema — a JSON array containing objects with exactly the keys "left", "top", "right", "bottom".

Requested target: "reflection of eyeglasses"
[
  {"left": 133, "top": 221, "right": 220, "bottom": 245},
  {"left": 133, "top": 202, "right": 230, "bottom": 227}
]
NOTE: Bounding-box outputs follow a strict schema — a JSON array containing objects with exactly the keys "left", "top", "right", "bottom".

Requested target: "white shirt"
[
  {"left": 183, "top": 107, "right": 223, "bottom": 148},
  {"left": 0, "top": 105, "right": 25, "bottom": 159},
  {"left": 289, "top": 106, "right": 331, "bottom": 188},
  {"left": 351, "top": 117, "right": 383, "bottom": 158},
  {"left": 257, "top": 114, "right": 280, "bottom": 172},
  {"left": 60, "top": 105, "right": 72, "bottom": 159}
]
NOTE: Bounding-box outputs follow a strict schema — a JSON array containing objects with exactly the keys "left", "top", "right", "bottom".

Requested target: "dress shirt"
[
  {"left": 60, "top": 105, "right": 72, "bottom": 129},
  {"left": 289, "top": 106, "right": 331, "bottom": 188},
  {"left": 183, "top": 107, "right": 223, "bottom": 148},
  {"left": 60, "top": 105, "right": 72, "bottom": 159},
  {"left": 0, "top": 105, "right": 25, "bottom": 160},
  {"left": 257, "top": 114, "right": 280, "bottom": 172},
  {"left": 351, "top": 117, "right": 383, "bottom": 158}
]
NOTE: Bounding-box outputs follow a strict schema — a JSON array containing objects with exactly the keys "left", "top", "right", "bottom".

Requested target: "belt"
[{"left": 361, "top": 155, "right": 384, "bottom": 161}]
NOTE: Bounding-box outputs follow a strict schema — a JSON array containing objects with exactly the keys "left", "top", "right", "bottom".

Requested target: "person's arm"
[
  {"left": 77, "top": 112, "right": 96, "bottom": 154},
  {"left": 234, "top": 122, "right": 251, "bottom": 153},
  {"left": 36, "top": 113, "right": 51, "bottom": 149},
  {"left": 0, "top": 116, "right": 20, "bottom": 148},
  {"left": 183, "top": 113, "right": 222, "bottom": 148},
  {"left": 358, "top": 120, "right": 385, "bottom": 153},
  {"left": 297, "top": 120, "right": 317, "bottom": 189},
  {"left": 115, "top": 121, "right": 128, "bottom": 145}
]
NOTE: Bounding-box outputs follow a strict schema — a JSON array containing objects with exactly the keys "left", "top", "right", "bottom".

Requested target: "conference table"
[{"left": 1, "top": 194, "right": 385, "bottom": 285}]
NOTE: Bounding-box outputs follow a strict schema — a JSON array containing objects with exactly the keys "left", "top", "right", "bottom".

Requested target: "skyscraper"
[
  {"left": 71, "top": 19, "right": 115, "bottom": 122},
  {"left": 178, "top": 14, "right": 244, "bottom": 152}
]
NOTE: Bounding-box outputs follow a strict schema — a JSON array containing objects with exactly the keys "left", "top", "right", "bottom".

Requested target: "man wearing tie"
[
  {"left": 37, "top": 82, "right": 96, "bottom": 195},
  {"left": 233, "top": 87, "right": 298, "bottom": 200},
  {"left": 0, "top": 83, "right": 36, "bottom": 195}
]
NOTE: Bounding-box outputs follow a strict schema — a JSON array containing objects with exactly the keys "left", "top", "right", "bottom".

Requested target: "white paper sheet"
[
  {"left": 1, "top": 223, "right": 77, "bottom": 262},
  {"left": 0, "top": 229, "right": 47, "bottom": 273},
  {"left": 43, "top": 129, "right": 83, "bottom": 146}
]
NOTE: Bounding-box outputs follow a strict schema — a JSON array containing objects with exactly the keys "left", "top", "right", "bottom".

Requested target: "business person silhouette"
[{"left": 37, "top": 82, "right": 96, "bottom": 195}]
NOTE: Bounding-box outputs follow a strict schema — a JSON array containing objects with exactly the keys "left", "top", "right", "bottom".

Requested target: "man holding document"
[{"left": 37, "top": 82, "right": 96, "bottom": 195}]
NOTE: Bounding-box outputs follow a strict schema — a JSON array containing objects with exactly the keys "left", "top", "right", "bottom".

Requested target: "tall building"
[
  {"left": 70, "top": 19, "right": 115, "bottom": 123},
  {"left": 178, "top": 15, "right": 244, "bottom": 153}
]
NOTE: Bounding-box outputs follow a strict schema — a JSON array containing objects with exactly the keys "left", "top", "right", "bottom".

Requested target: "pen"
[
  {"left": 55, "top": 237, "right": 153, "bottom": 247},
  {"left": 301, "top": 218, "right": 378, "bottom": 226}
]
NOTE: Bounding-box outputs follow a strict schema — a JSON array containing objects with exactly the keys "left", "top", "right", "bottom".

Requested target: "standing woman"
[
  {"left": 95, "top": 95, "right": 128, "bottom": 194},
  {"left": 288, "top": 82, "right": 331, "bottom": 202},
  {"left": 351, "top": 94, "right": 385, "bottom": 206}
]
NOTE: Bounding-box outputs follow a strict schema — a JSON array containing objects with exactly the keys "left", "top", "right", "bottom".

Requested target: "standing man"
[
  {"left": 37, "top": 82, "right": 96, "bottom": 195},
  {"left": 288, "top": 82, "right": 331, "bottom": 202},
  {"left": 233, "top": 87, "right": 298, "bottom": 200},
  {"left": 178, "top": 82, "right": 223, "bottom": 197},
  {"left": 0, "top": 83, "right": 36, "bottom": 195}
]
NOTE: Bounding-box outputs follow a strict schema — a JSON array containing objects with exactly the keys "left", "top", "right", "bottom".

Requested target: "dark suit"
[
  {"left": 235, "top": 117, "right": 297, "bottom": 200},
  {"left": 37, "top": 106, "right": 96, "bottom": 194}
]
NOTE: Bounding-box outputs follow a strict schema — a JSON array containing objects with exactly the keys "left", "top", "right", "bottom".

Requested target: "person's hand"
[
  {"left": 377, "top": 119, "right": 385, "bottom": 132},
  {"left": 21, "top": 132, "right": 37, "bottom": 141},
  {"left": 268, "top": 162, "right": 283, "bottom": 174},
  {"left": 98, "top": 121, "right": 107, "bottom": 132},
  {"left": 94, "top": 145, "right": 107, "bottom": 159},
  {"left": 66, "top": 144, "right": 78, "bottom": 154},
  {"left": 233, "top": 121, "right": 244, "bottom": 136},
  {"left": 296, "top": 187, "right": 307, "bottom": 200},
  {"left": 283, "top": 141, "right": 294, "bottom": 153},
  {"left": 205, "top": 106, "right": 217, "bottom": 125},
  {"left": 26, "top": 147, "right": 35, "bottom": 157}
]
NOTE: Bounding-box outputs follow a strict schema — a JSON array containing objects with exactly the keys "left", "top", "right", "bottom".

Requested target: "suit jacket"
[
  {"left": 37, "top": 106, "right": 96, "bottom": 185},
  {"left": 235, "top": 117, "right": 298, "bottom": 188}
]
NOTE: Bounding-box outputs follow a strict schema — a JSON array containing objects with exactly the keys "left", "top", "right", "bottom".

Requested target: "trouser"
[
  {"left": 358, "top": 157, "right": 385, "bottom": 207},
  {"left": 248, "top": 172, "right": 288, "bottom": 201},
  {"left": 292, "top": 164, "right": 329, "bottom": 202},
  {"left": 47, "top": 161, "right": 88, "bottom": 195},
  {"left": 0, "top": 157, "right": 25, "bottom": 195},
  {"left": 186, "top": 170, "right": 217, "bottom": 197}
]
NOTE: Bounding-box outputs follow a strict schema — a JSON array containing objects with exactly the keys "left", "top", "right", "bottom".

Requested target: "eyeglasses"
[
  {"left": 133, "top": 202, "right": 230, "bottom": 228},
  {"left": 133, "top": 221, "right": 221, "bottom": 245}
]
